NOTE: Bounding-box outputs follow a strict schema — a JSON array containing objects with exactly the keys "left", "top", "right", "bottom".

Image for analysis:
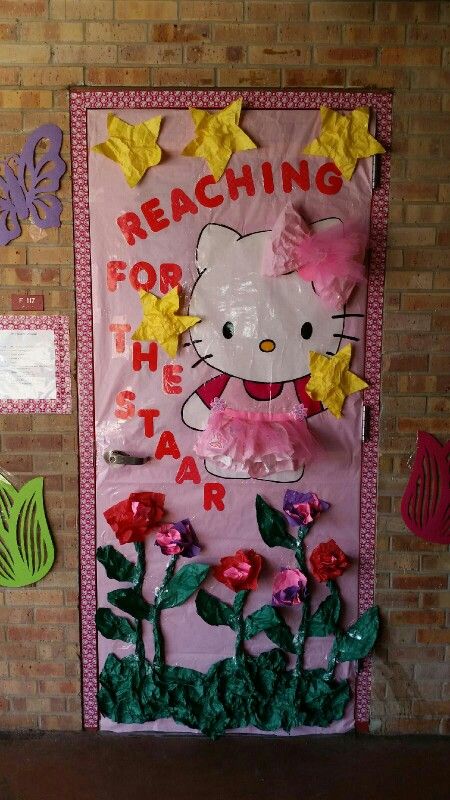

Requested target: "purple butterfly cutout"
[{"left": 0, "top": 124, "right": 66, "bottom": 246}]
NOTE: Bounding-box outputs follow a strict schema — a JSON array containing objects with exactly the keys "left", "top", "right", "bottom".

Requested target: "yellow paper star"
[
  {"left": 306, "top": 344, "right": 368, "bottom": 419},
  {"left": 303, "top": 106, "right": 385, "bottom": 181},
  {"left": 182, "top": 98, "right": 256, "bottom": 181},
  {"left": 132, "top": 287, "right": 200, "bottom": 358},
  {"left": 92, "top": 113, "right": 163, "bottom": 188}
]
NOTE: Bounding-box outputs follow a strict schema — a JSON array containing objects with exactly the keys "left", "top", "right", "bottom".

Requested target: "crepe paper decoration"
[
  {"left": 400, "top": 431, "right": 450, "bottom": 545},
  {"left": 154, "top": 519, "right": 201, "bottom": 558},
  {"left": 0, "top": 124, "right": 66, "bottom": 246},
  {"left": 262, "top": 203, "right": 367, "bottom": 309},
  {"left": 0, "top": 473, "right": 55, "bottom": 588},
  {"left": 96, "top": 488, "right": 377, "bottom": 738},
  {"left": 261, "top": 202, "right": 310, "bottom": 277},
  {"left": 195, "top": 399, "right": 320, "bottom": 479},
  {"left": 303, "top": 106, "right": 385, "bottom": 181},
  {"left": 132, "top": 286, "right": 200, "bottom": 358},
  {"left": 283, "top": 489, "right": 330, "bottom": 527},
  {"left": 272, "top": 567, "right": 307, "bottom": 608},
  {"left": 182, "top": 98, "right": 256, "bottom": 182},
  {"left": 103, "top": 491, "right": 165, "bottom": 545},
  {"left": 309, "top": 539, "right": 350, "bottom": 582},
  {"left": 306, "top": 344, "right": 368, "bottom": 419},
  {"left": 97, "top": 535, "right": 208, "bottom": 676},
  {"left": 255, "top": 493, "right": 379, "bottom": 682},
  {"left": 295, "top": 221, "right": 367, "bottom": 309},
  {"left": 92, "top": 113, "right": 162, "bottom": 188},
  {"left": 213, "top": 548, "right": 262, "bottom": 592}
]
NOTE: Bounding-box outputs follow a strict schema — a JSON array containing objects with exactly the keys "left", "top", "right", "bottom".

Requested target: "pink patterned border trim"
[
  {"left": 70, "top": 88, "right": 392, "bottom": 731},
  {"left": 0, "top": 314, "right": 71, "bottom": 414}
]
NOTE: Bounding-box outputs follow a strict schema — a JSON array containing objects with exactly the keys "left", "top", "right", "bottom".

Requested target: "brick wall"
[{"left": 0, "top": 0, "right": 448, "bottom": 734}]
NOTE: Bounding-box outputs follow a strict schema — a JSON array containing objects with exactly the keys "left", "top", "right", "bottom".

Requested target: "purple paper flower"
[
  {"left": 283, "top": 490, "right": 330, "bottom": 527},
  {"left": 155, "top": 518, "right": 201, "bottom": 558},
  {"left": 272, "top": 567, "right": 307, "bottom": 607}
]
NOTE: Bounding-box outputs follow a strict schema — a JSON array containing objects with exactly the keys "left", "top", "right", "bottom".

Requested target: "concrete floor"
[{"left": 0, "top": 732, "right": 449, "bottom": 800}]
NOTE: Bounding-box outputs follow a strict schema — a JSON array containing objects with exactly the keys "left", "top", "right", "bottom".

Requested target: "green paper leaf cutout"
[
  {"left": 158, "top": 563, "right": 209, "bottom": 610},
  {"left": 97, "top": 545, "right": 137, "bottom": 583},
  {"left": 307, "top": 583, "right": 341, "bottom": 637},
  {"left": 244, "top": 604, "right": 283, "bottom": 640},
  {"left": 108, "top": 587, "right": 154, "bottom": 621},
  {"left": 255, "top": 494, "right": 297, "bottom": 551},
  {"left": 96, "top": 607, "right": 137, "bottom": 643},
  {"left": 264, "top": 617, "right": 296, "bottom": 653},
  {"left": 333, "top": 606, "right": 380, "bottom": 663},
  {"left": 0, "top": 476, "right": 55, "bottom": 588},
  {"left": 196, "top": 589, "right": 235, "bottom": 628}
]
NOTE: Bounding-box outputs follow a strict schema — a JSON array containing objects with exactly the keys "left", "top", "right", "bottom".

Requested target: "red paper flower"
[
  {"left": 309, "top": 539, "right": 350, "bottom": 582},
  {"left": 213, "top": 549, "right": 262, "bottom": 592},
  {"left": 104, "top": 491, "right": 165, "bottom": 545}
]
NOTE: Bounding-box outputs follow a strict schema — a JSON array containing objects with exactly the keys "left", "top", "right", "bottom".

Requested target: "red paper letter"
[
  {"left": 117, "top": 213, "right": 148, "bottom": 246},
  {"left": 195, "top": 175, "right": 224, "bottom": 208},
  {"left": 132, "top": 342, "right": 158, "bottom": 372},
  {"left": 109, "top": 323, "right": 131, "bottom": 354},
  {"left": 171, "top": 188, "right": 198, "bottom": 223},
  {"left": 163, "top": 364, "right": 183, "bottom": 395},
  {"left": 129, "top": 261, "right": 157, "bottom": 292},
  {"left": 261, "top": 161, "right": 275, "bottom": 194},
  {"left": 225, "top": 165, "right": 255, "bottom": 200},
  {"left": 107, "top": 260, "right": 127, "bottom": 292},
  {"left": 281, "top": 160, "right": 310, "bottom": 193},
  {"left": 175, "top": 456, "right": 201, "bottom": 485},
  {"left": 154, "top": 431, "right": 181, "bottom": 460},
  {"left": 316, "top": 163, "right": 343, "bottom": 196},
  {"left": 204, "top": 482, "right": 225, "bottom": 511},
  {"left": 138, "top": 408, "right": 160, "bottom": 438},
  {"left": 115, "top": 390, "right": 135, "bottom": 420},
  {"left": 160, "top": 263, "right": 183, "bottom": 294},
  {"left": 141, "top": 198, "right": 170, "bottom": 233}
]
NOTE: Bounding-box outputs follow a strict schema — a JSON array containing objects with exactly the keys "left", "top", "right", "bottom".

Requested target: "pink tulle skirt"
[{"left": 194, "top": 401, "right": 321, "bottom": 479}]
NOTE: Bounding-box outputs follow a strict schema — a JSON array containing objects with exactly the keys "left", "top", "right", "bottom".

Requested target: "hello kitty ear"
[
  {"left": 309, "top": 217, "right": 343, "bottom": 235},
  {"left": 196, "top": 223, "right": 240, "bottom": 273}
]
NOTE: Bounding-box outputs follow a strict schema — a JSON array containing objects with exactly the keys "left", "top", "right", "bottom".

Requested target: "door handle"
[{"left": 103, "top": 449, "right": 151, "bottom": 466}]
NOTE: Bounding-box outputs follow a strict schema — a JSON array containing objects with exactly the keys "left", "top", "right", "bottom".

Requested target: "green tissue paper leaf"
[
  {"left": 334, "top": 606, "right": 380, "bottom": 663},
  {"left": 255, "top": 494, "right": 297, "bottom": 551},
  {"left": 308, "top": 584, "right": 341, "bottom": 637},
  {"left": 196, "top": 589, "right": 235, "bottom": 628},
  {"left": 158, "top": 563, "right": 209, "bottom": 610},
  {"left": 96, "top": 607, "right": 137, "bottom": 643},
  {"left": 0, "top": 476, "right": 55, "bottom": 588},
  {"left": 244, "top": 604, "right": 283, "bottom": 640},
  {"left": 108, "top": 587, "right": 154, "bottom": 621},
  {"left": 264, "top": 617, "right": 296, "bottom": 653},
  {"left": 97, "top": 545, "right": 137, "bottom": 583}
]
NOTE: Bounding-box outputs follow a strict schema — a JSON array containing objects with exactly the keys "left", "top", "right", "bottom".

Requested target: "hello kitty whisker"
[
  {"left": 333, "top": 333, "right": 360, "bottom": 342},
  {"left": 192, "top": 354, "right": 213, "bottom": 368},
  {"left": 332, "top": 313, "right": 365, "bottom": 319},
  {"left": 183, "top": 339, "right": 203, "bottom": 347}
]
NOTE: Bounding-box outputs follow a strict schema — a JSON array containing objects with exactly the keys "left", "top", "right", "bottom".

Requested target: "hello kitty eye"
[
  {"left": 222, "top": 321, "right": 234, "bottom": 339},
  {"left": 301, "top": 322, "right": 313, "bottom": 340}
]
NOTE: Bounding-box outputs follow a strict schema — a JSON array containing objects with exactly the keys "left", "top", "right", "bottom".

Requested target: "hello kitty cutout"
[{"left": 182, "top": 219, "right": 360, "bottom": 482}]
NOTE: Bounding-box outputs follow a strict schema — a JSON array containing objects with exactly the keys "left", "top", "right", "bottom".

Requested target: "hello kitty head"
[{"left": 189, "top": 222, "right": 347, "bottom": 384}]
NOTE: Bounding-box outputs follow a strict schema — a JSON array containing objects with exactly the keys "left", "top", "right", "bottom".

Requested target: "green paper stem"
[
  {"left": 325, "top": 580, "right": 340, "bottom": 679},
  {"left": 134, "top": 542, "right": 147, "bottom": 673},
  {"left": 152, "top": 554, "right": 178, "bottom": 671},
  {"left": 293, "top": 526, "right": 310, "bottom": 681},
  {"left": 233, "top": 590, "right": 249, "bottom": 663}
]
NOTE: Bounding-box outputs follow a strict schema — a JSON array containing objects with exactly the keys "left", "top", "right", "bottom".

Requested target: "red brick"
[
  {"left": 310, "top": 2, "right": 373, "bottom": 21},
  {"left": 389, "top": 610, "right": 445, "bottom": 625},
  {"left": 284, "top": 67, "right": 345, "bottom": 87},
  {"left": 376, "top": 2, "right": 440, "bottom": 23},
  {"left": 314, "top": 46, "right": 376, "bottom": 65},
  {"left": 417, "top": 629, "right": 450, "bottom": 644}
]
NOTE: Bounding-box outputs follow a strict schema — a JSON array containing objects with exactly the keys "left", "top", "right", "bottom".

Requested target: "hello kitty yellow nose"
[{"left": 259, "top": 339, "right": 276, "bottom": 353}]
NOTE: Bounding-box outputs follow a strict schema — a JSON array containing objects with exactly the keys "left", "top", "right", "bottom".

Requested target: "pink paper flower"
[{"left": 272, "top": 567, "right": 307, "bottom": 607}]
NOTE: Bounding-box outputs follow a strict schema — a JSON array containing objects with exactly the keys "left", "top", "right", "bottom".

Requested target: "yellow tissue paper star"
[
  {"left": 306, "top": 344, "right": 368, "bottom": 419},
  {"left": 303, "top": 106, "right": 385, "bottom": 181},
  {"left": 132, "top": 287, "right": 200, "bottom": 358},
  {"left": 182, "top": 97, "right": 256, "bottom": 181},
  {"left": 92, "top": 113, "right": 163, "bottom": 188}
]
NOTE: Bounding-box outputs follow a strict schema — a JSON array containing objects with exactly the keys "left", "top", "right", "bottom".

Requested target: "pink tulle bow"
[
  {"left": 262, "top": 202, "right": 368, "bottom": 309},
  {"left": 295, "top": 221, "right": 367, "bottom": 308}
]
